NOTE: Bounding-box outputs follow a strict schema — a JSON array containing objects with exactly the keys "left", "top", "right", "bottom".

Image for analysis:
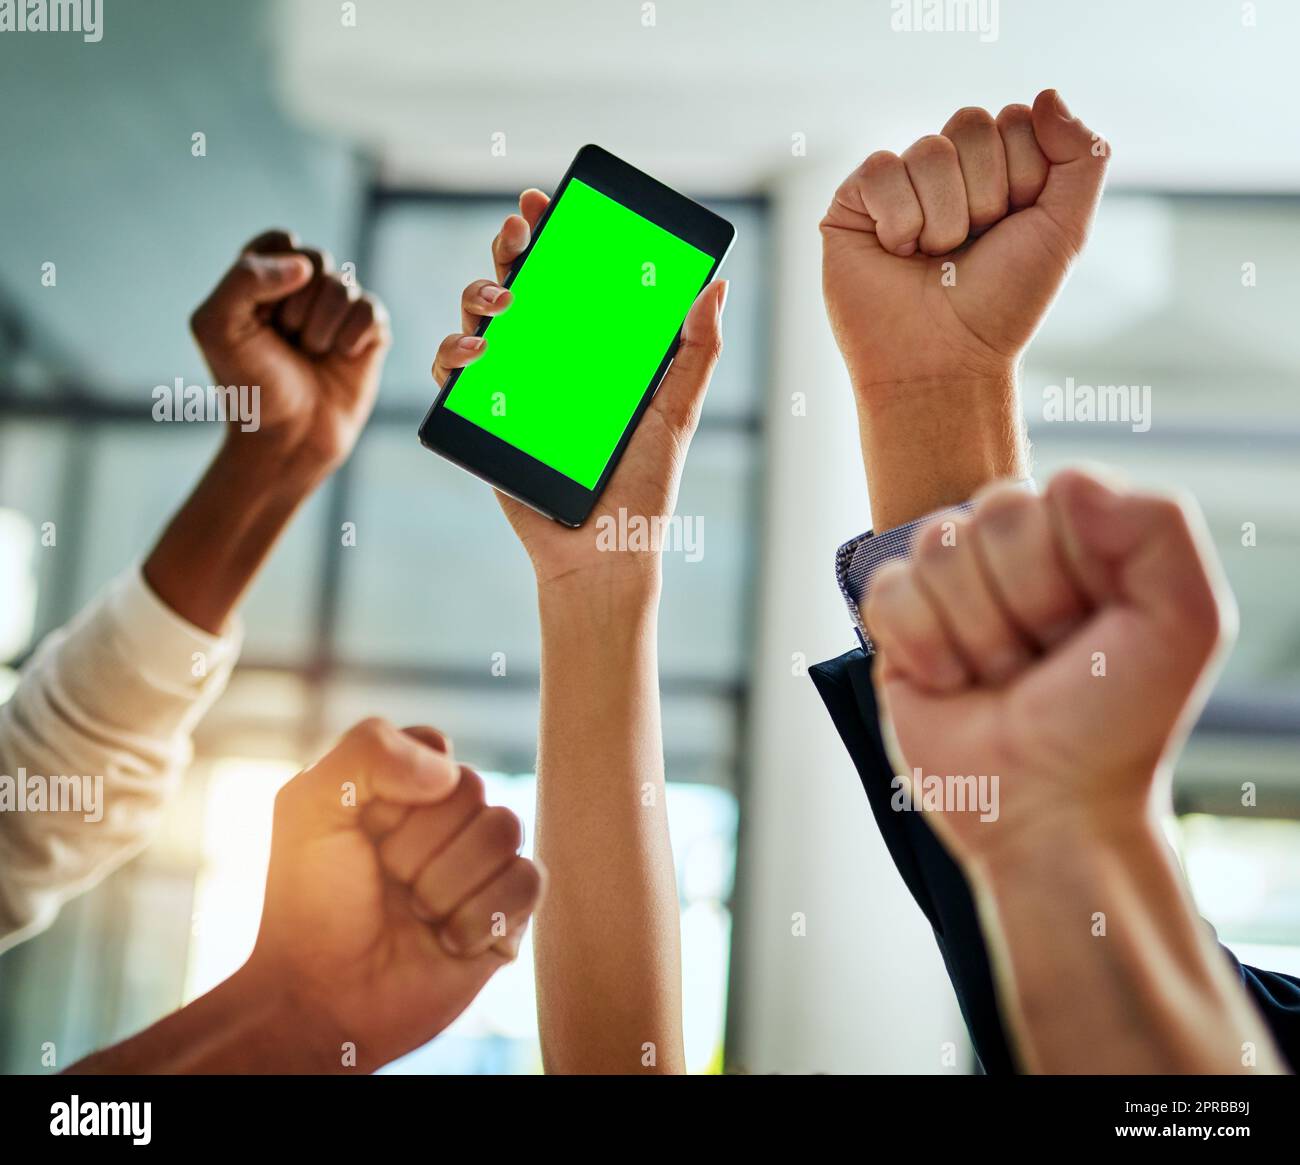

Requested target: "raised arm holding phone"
[{"left": 418, "top": 189, "right": 727, "bottom": 1073}]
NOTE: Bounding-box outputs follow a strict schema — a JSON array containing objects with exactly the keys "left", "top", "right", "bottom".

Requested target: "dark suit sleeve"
[
  {"left": 810, "top": 647, "right": 1017, "bottom": 1074},
  {"left": 810, "top": 645, "right": 1300, "bottom": 1074},
  {"left": 1225, "top": 952, "right": 1300, "bottom": 1067}
]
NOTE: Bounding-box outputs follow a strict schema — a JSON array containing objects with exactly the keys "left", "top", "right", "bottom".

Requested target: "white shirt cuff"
[{"left": 105, "top": 567, "right": 243, "bottom": 695}]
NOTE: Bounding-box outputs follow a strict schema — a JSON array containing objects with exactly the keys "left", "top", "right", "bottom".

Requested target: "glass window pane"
[
  {"left": 369, "top": 199, "right": 517, "bottom": 408},
  {"left": 1028, "top": 195, "right": 1300, "bottom": 425},
  {"left": 76, "top": 427, "right": 326, "bottom": 665},
  {"left": 318, "top": 678, "right": 738, "bottom": 789},
  {"left": 333, "top": 424, "right": 541, "bottom": 672},
  {"left": 1180, "top": 815, "right": 1300, "bottom": 977},
  {"left": 335, "top": 425, "right": 756, "bottom": 686},
  {"left": 1029, "top": 439, "right": 1300, "bottom": 694},
  {"left": 0, "top": 420, "right": 72, "bottom": 653}
]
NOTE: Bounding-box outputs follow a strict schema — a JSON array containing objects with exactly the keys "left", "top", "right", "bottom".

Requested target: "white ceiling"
[{"left": 277, "top": 0, "right": 1299, "bottom": 194}]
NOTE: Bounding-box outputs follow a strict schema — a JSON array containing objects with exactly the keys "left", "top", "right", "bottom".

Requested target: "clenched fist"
[
  {"left": 189, "top": 230, "right": 391, "bottom": 475},
  {"left": 823, "top": 89, "right": 1109, "bottom": 389},
  {"left": 865, "top": 469, "right": 1233, "bottom": 867},
  {"left": 246, "top": 720, "right": 543, "bottom": 1073},
  {"left": 822, "top": 91, "right": 1110, "bottom": 529}
]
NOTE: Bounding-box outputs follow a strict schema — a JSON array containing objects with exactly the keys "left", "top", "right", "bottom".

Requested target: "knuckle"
[
  {"left": 996, "top": 103, "right": 1033, "bottom": 127},
  {"left": 861, "top": 149, "right": 900, "bottom": 178},
  {"left": 1201, "top": 588, "right": 1227, "bottom": 641},
  {"left": 319, "top": 274, "right": 350, "bottom": 303},
  {"left": 974, "top": 484, "right": 1034, "bottom": 532},
  {"left": 913, "top": 519, "right": 957, "bottom": 568},
  {"left": 1149, "top": 494, "right": 1188, "bottom": 531},
  {"left": 377, "top": 831, "right": 413, "bottom": 880},
  {"left": 922, "top": 227, "right": 968, "bottom": 254},
  {"left": 350, "top": 716, "right": 395, "bottom": 753},
  {"left": 945, "top": 105, "right": 995, "bottom": 134},
  {"left": 969, "top": 196, "right": 1009, "bottom": 225},
  {"left": 480, "top": 805, "right": 523, "bottom": 852},
  {"left": 906, "top": 133, "right": 956, "bottom": 162},
  {"left": 419, "top": 725, "right": 450, "bottom": 753},
  {"left": 909, "top": 637, "right": 952, "bottom": 677},
  {"left": 414, "top": 870, "right": 450, "bottom": 920},
  {"left": 670, "top": 397, "right": 705, "bottom": 445},
  {"left": 888, "top": 204, "right": 925, "bottom": 237},
  {"left": 273, "top": 776, "right": 303, "bottom": 817},
  {"left": 1046, "top": 466, "right": 1101, "bottom": 507},
  {"left": 457, "top": 767, "right": 487, "bottom": 806},
  {"left": 865, "top": 563, "right": 910, "bottom": 621},
  {"left": 510, "top": 858, "right": 544, "bottom": 905},
  {"left": 1137, "top": 493, "right": 1195, "bottom": 549},
  {"left": 862, "top": 589, "right": 885, "bottom": 632},
  {"left": 441, "top": 913, "right": 475, "bottom": 949},
  {"left": 1176, "top": 574, "right": 1227, "bottom": 650},
  {"left": 189, "top": 304, "right": 214, "bottom": 341}
]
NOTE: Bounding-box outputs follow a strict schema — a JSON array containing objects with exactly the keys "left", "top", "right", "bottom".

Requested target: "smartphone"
[{"left": 417, "top": 144, "right": 735, "bottom": 527}]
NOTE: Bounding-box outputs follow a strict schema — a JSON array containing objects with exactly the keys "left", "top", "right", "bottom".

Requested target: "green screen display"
[{"left": 443, "top": 178, "right": 715, "bottom": 489}]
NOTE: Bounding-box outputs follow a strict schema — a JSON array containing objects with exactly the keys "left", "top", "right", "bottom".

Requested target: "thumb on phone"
[{"left": 650, "top": 280, "right": 727, "bottom": 438}]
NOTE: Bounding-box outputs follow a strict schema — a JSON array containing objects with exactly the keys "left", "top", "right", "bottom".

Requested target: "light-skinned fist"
[
  {"left": 865, "top": 469, "right": 1234, "bottom": 868},
  {"left": 822, "top": 90, "right": 1110, "bottom": 395},
  {"left": 244, "top": 719, "right": 543, "bottom": 1073}
]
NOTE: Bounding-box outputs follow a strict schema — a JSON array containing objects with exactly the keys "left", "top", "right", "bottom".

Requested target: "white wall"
[
  {"left": 280, "top": 0, "right": 1300, "bottom": 195},
  {"left": 728, "top": 159, "right": 969, "bottom": 1073}
]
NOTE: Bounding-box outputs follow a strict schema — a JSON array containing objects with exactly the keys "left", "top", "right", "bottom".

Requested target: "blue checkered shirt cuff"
[{"left": 836, "top": 481, "right": 1035, "bottom": 653}]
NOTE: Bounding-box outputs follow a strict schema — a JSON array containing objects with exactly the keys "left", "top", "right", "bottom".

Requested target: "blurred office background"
[{"left": 1, "top": 0, "right": 1298, "bottom": 1073}]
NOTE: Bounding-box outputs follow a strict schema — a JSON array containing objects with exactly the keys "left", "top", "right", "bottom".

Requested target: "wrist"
[
  {"left": 849, "top": 364, "right": 1017, "bottom": 406},
  {"left": 228, "top": 958, "right": 349, "bottom": 1074},
  {"left": 963, "top": 796, "right": 1259, "bottom": 1075},
  {"left": 143, "top": 438, "right": 323, "bottom": 635},
  {"left": 966, "top": 794, "right": 1163, "bottom": 893},
  {"left": 217, "top": 432, "right": 332, "bottom": 497},
  {"left": 536, "top": 563, "right": 662, "bottom": 622},
  {"left": 69, "top": 959, "right": 345, "bottom": 1074},
  {"left": 851, "top": 369, "right": 1028, "bottom": 531}
]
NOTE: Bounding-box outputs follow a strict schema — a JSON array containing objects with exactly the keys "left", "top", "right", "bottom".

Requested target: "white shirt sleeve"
[{"left": 0, "top": 567, "right": 241, "bottom": 954}]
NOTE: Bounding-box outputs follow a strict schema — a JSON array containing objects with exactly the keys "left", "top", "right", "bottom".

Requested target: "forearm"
[
  {"left": 533, "top": 571, "right": 685, "bottom": 1074},
  {"left": 854, "top": 371, "right": 1027, "bottom": 532},
  {"left": 143, "top": 439, "right": 325, "bottom": 635},
  {"left": 969, "top": 809, "right": 1285, "bottom": 1074},
  {"left": 68, "top": 964, "right": 334, "bottom": 1074},
  {"left": 0, "top": 567, "right": 240, "bottom": 953}
]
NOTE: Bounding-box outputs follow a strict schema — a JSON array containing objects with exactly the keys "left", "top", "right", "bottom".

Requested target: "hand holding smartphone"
[{"left": 419, "top": 145, "right": 735, "bottom": 527}]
